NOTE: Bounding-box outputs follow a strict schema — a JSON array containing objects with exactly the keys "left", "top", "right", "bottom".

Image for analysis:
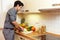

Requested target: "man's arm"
[
  {"left": 8, "top": 10, "right": 23, "bottom": 30},
  {"left": 12, "top": 21, "right": 24, "bottom": 32},
  {"left": 12, "top": 21, "right": 20, "bottom": 28}
]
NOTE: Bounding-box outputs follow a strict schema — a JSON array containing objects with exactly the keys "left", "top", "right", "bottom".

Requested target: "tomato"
[{"left": 31, "top": 27, "right": 36, "bottom": 32}]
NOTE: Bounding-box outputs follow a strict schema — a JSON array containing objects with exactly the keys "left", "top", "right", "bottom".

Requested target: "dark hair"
[{"left": 14, "top": 1, "right": 24, "bottom": 7}]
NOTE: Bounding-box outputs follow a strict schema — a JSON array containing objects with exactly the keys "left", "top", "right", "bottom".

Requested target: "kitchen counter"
[
  {"left": 15, "top": 25, "right": 46, "bottom": 40},
  {"left": 15, "top": 31, "right": 46, "bottom": 40}
]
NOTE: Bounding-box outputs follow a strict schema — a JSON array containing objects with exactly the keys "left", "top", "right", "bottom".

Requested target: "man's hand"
[
  {"left": 19, "top": 26, "right": 24, "bottom": 31},
  {"left": 15, "top": 26, "right": 24, "bottom": 32},
  {"left": 12, "top": 21, "right": 24, "bottom": 31}
]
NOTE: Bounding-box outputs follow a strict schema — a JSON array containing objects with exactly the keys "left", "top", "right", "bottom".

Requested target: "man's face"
[{"left": 17, "top": 5, "right": 23, "bottom": 11}]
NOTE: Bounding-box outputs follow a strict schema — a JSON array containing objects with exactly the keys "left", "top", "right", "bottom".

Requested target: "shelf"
[
  {"left": 17, "top": 8, "right": 60, "bottom": 15},
  {"left": 39, "top": 8, "right": 60, "bottom": 13},
  {"left": 17, "top": 12, "right": 41, "bottom": 15},
  {"left": 17, "top": 12, "right": 41, "bottom": 18}
]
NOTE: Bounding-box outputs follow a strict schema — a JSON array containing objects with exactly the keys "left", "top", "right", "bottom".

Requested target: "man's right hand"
[
  {"left": 12, "top": 21, "right": 24, "bottom": 31},
  {"left": 15, "top": 26, "right": 24, "bottom": 32},
  {"left": 19, "top": 26, "right": 24, "bottom": 31}
]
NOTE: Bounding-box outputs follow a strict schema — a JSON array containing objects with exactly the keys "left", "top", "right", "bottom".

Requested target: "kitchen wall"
[
  {"left": 0, "top": 0, "right": 2, "bottom": 27},
  {"left": 0, "top": 0, "right": 5, "bottom": 40},
  {"left": 20, "top": 0, "right": 60, "bottom": 34},
  {"left": 19, "top": 13, "right": 60, "bottom": 34},
  {"left": 22, "top": 0, "right": 60, "bottom": 12}
]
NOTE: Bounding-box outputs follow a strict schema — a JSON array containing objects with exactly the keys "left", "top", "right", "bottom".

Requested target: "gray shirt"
[{"left": 4, "top": 7, "right": 17, "bottom": 28}]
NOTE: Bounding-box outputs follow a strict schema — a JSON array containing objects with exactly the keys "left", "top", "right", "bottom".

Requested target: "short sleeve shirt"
[{"left": 4, "top": 7, "right": 17, "bottom": 28}]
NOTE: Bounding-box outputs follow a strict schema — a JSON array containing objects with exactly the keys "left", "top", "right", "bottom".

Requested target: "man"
[{"left": 3, "top": 1, "right": 24, "bottom": 40}]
